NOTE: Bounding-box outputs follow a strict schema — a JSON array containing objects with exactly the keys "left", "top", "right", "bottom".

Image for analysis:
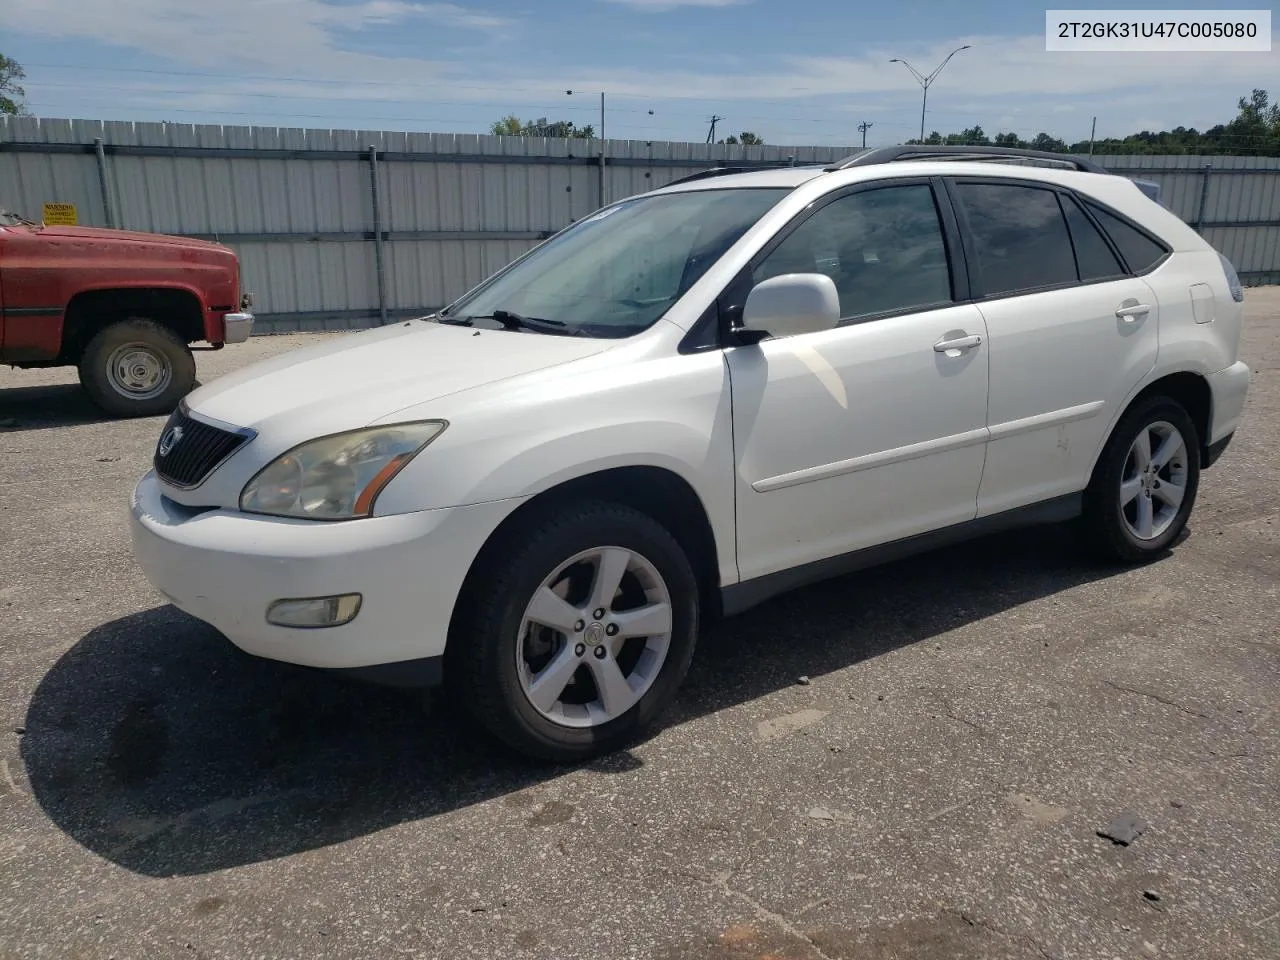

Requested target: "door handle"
[
  {"left": 933, "top": 333, "right": 982, "bottom": 354},
  {"left": 1115, "top": 302, "right": 1151, "bottom": 322}
]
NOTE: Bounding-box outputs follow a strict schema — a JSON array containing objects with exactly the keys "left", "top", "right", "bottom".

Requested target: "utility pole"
[
  {"left": 857, "top": 120, "right": 874, "bottom": 148},
  {"left": 706, "top": 115, "right": 724, "bottom": 144},
  {"left": 1088, "top": 116, "right": 1097, "bottom": 156},
  {"left": 890, "top": 44, "right": 971, "bottom": 143},
  {"left": 567, "top": 89, "right": 608, "bottom": 207}
]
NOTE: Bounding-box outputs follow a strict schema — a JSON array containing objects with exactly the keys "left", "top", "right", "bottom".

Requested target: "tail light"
[{"left": 1217, "top": 252, "right": 1245, "bottom": 302}]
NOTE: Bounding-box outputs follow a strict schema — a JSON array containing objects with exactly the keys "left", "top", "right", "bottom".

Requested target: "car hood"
[
  {"left": 187, "top": 320, "right": 613, "bottom": 436},
  {"left": 31, "top": 225, "right": 225, "bottom": 248}
]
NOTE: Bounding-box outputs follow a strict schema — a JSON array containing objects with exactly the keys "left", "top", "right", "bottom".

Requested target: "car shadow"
[
  {"left": 22, "top": 522, "right": 1136, "bottom": 877},
  {"left": 0, "top": 383, "right": 121, "bottom": 431}
]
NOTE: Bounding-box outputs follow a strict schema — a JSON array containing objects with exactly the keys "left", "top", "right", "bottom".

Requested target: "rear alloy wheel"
[
  {"left": 1083, "top": 396, "right": 1200, "bottom": 562},
  {"left": 78, "top": 319, "right": 196, "bottom": 418},
  {"left": 450, "top": 502, "right": 699, "bottom": 761}
]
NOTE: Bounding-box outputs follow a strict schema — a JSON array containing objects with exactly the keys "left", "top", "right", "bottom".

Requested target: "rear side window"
[
  {"left": 1084, "top": 200, "right": 1169, "bottom": 273},
  {"left": 954, "top": 183, "right": 1077, "bottom": 296},
  {"left": 1061, "top": 195, "right": 1125, "bottom": 280}
]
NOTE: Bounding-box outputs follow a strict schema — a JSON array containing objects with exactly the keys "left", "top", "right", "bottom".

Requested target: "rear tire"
[
  {"left": 1082, "top": 395, "right": 1200, "bottom": 562},
  {"left": 78, "top": 319, "right": 196, "bottom": 418},
  {"left": 447, "top": 501, "right": 699, "bottom": 762}
]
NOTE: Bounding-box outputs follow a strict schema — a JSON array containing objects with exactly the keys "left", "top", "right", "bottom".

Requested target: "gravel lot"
[{"left": 2, "top": 294, "right": 1278, "bottom": 960}]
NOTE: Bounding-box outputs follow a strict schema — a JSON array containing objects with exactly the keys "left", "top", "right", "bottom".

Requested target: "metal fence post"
[
  {"left": 1194, "top": 162, "right": 1212, "bottom": 233},
  {"left": 368, "top": 145, "right": 389, "bottom": 326},
  {"left": 94, "top": 137, "right": 117, "bottom": 228}
]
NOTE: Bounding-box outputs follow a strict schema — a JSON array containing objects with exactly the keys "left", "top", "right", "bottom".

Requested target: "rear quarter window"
[{"left": 1083, "top": 200, "right": 1170, "bottom": 274}]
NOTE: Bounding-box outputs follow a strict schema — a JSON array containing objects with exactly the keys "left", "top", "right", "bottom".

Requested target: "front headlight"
[{"left": 240, "top": 422, "right": 446, "bottom": 520}]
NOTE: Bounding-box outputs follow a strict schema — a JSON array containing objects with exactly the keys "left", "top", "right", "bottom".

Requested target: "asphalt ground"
[{"left": 1, "top": 293, "right": 1278, "bottom": 960}]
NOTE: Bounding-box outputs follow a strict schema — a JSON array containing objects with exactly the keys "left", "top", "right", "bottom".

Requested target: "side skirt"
[{"left": 720, "top": 493, "right": 1083, "bottom": 617}]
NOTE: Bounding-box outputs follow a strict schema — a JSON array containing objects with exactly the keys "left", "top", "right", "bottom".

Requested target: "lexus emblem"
[{"left": 158, "top": 424, "right": 184, "bottom": 457}]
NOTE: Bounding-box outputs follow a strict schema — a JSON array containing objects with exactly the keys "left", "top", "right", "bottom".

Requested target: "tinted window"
[
  {"left": 1062, "top": 195, "right": 1125, "bottom": 280},
  {"left": 753, "top": 184, "right": 952, "bottom": 320},
  {"left": 955, "top": 183, "right": 1076, "bottom": 296},
  {"left": 1085, "top": 200, "right": 1169, "bottom": 273}
]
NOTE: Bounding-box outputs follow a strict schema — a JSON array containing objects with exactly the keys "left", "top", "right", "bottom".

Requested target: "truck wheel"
[{"left": 78, "top": 319, "right": 196, "bottom": 418}]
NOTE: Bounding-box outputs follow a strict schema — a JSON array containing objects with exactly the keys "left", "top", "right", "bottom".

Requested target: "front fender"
[{"left": 371, "top": 349, "right": 738, "bottom": 585}]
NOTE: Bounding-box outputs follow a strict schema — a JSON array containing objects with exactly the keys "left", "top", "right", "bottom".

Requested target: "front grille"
[{"left": 153, "top": 408, "right": 249, "bottom": 488}]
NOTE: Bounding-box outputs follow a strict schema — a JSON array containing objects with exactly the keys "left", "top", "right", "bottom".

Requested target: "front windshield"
[{"left": 444, "top": 187, "right": 790, "bottom": 337}]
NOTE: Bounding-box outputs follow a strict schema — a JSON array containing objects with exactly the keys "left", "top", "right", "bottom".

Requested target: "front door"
[{"left": 727, "top": 181, "right": 991, "bottom": 582}]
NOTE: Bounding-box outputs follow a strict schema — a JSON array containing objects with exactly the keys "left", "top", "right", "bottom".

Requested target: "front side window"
[
  {"left": 954, "top": 182, "right": 1077, "bottom": 296},
  {"left": 752, "top": 184, "right": 953, "bottom": 321},
  {"left": 444, "top": 188, "right": 789, "bottom": 337}
]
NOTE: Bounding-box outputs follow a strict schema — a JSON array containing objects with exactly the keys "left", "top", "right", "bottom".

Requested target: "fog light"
[{"left": 266, "top": 594, "right": 362, "bottom": 628}]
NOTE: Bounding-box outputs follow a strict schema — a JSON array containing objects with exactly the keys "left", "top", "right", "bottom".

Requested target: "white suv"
[{"left": 130, "top": 146, "right": 1252, "bottom": 760}]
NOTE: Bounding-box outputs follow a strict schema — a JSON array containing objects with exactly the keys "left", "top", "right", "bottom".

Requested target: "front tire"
[
  {"left": 448, "top": 502, "right": 699, "bottom": 762},
  {"left": 78, "top": 319, "right": 196, "bottom": 418},
  {"left": 1083, "top": 395, "right": 1200, "bottom": 562}
]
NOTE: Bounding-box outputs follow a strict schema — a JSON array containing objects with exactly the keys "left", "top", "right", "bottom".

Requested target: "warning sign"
[{"left": 42, "top": 203, "right": 78, "bottom": 225}]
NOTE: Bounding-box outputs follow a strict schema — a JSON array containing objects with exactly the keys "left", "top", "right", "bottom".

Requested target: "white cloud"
[
  {"left": 0, "top": 0, "right": 511, "bottom": 74},
  {"left": 600, "top": 0, "right": 745, "bottom": 8},
  {"left": 5, "top": 3, "right": 1276, "bottom": 144}
]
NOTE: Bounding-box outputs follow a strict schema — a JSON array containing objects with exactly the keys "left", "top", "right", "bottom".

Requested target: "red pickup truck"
[{"left": 0, "top": 209, "right": 254, "bottom": 417}]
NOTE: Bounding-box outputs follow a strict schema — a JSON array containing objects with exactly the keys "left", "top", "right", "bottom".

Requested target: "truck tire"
[{"left": 78, "top": 319, "right": 196, "bottom": 418}]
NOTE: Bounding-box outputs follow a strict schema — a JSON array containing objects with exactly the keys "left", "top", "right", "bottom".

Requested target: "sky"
[{"left": 0, "top": 0, "right": 1276, "bottom": 148}]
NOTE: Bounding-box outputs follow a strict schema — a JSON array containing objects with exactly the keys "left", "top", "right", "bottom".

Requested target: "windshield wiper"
[{"left": 456, "top": 310, "right": 577, "bottom": 336}]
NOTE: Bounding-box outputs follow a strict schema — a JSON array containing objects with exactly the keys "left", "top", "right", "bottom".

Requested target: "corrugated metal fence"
[{"left": 2, "top": 117, "right": 1278, "bottom": 334}]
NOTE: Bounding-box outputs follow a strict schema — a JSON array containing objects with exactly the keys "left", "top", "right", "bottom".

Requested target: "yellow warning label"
[{"left": 42, "top": 202, "right": 78, "bottom": 226}]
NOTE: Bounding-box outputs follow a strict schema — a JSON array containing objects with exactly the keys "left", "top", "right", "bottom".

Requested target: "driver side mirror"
[{"left": 739, "top": 273, "right": 841, "bottom": 341}]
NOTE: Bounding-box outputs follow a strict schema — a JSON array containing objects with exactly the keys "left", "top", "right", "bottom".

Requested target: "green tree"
[
  {"left": 0, "top": 53, "right": 26, "bottom": 116},
  {"left": 906, "top": 91, "right": 1280, "bottom": 157},
  {"left": 1030, "top": 132, "right": 1068, "bottom": 152},
  {"left": 490, "top": 114, "right": 524, "bottom": 136},
  {"left": 718, "top": 132, "right": 765, "bottom": 145},
  {"left": 489, "top": 115, "right": 595, "bottom": 138}
]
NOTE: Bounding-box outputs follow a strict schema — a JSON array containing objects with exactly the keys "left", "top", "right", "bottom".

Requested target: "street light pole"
[{"left": 889, "top": 44, "right": 971, "bottom": 143}]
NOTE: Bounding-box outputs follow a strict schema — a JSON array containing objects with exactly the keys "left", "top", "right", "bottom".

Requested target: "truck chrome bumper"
[{"left": 222, "top": 311, "right": 254, "bottom": 344}]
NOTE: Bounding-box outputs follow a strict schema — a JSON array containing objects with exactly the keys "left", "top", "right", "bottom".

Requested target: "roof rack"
[
  {"left": 663, "top": 161, "right": 819, "bottom": 188},
  {"left": 824, "top": 145, "right": 1109, "bottom": 175}
]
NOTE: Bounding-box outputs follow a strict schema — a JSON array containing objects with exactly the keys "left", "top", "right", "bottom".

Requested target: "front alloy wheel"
[
  {"left": 449, "top": 502, "right": 699, "bottom": 761},
  {"left": 516, "top": 546, "right": 673, "bottom": 728}
]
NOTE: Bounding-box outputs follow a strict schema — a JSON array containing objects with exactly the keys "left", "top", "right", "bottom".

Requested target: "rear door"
[{"left": 946, "top": 178, "right": 1161, "bottom": 516}]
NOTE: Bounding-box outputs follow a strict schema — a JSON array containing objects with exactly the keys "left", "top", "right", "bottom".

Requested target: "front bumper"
[
  {"left": 222, "top": 311, "right": 254, "bottom": 344},
  {"left": 129, "top": 471, "right": 522, "bottom": 671}
]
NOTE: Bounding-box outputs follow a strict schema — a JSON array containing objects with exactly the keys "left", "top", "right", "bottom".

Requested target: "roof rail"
[
  {"left": 663, "top": 161, "right": 819, "bottom": 188},
  {"left": 824, "top": 144, "right": 1109, "bottom": 175}
]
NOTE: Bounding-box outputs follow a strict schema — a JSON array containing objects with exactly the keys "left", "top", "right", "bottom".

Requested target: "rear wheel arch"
[{"left": 1093, "top": 371, "right": 1213, "bottom": 478}]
